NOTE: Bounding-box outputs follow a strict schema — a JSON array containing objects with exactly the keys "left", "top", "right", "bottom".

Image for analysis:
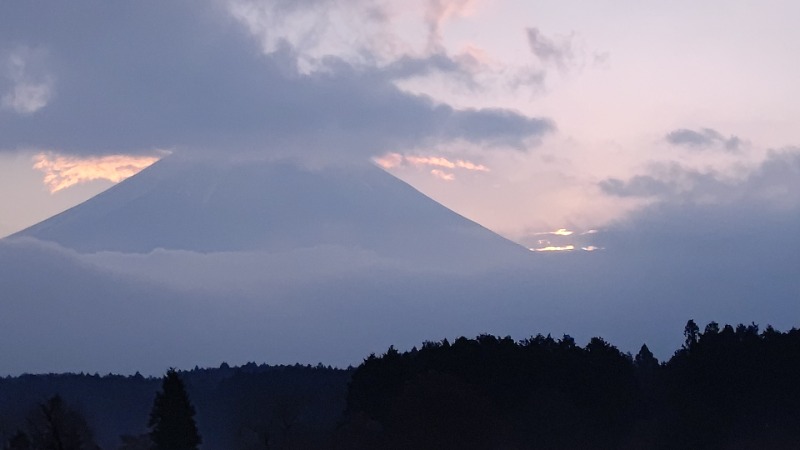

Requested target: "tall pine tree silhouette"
[{"left": 148, "top": 369, "right": 201, "bottom": 450}]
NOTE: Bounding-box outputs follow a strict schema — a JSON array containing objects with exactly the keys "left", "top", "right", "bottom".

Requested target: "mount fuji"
[
  {"left": 13, "top": 156, "right": 527, "bottom": 268},
  {"left": 1, "top": 155, "right": 547, "bottom": 374}
]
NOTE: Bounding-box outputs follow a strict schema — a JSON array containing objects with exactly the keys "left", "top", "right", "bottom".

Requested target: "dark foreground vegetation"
[{"left": 2, "top": 321, "right": 800, "bottom": 449}]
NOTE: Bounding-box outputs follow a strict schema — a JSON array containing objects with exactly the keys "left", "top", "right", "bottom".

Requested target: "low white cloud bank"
[{"left": 3, "top": 178, "right": 800, "bottom": 377}]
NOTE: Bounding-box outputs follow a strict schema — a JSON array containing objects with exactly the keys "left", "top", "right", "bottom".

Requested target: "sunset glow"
[
  {"left": 33, "top": 153, "right": 160, "bottom": 193},
  {"left": 375, "top": 152, "right": 489, "bottom": 173},
  {"left": 531, "top": 245, "right": 575, "bottom": 252},
  {"left": 1, "top": 0, "right": 799, "bottom": 390},
  {"left": 533, "top": 228, "right": 574, "bottom": 236}
]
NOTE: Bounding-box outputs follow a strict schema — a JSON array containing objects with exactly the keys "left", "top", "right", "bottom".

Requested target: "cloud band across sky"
[{"left": 0, "top": 0, "right": 553, "bottom": 161}]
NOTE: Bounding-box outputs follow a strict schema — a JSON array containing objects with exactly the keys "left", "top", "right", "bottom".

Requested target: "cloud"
[
  {"left": 32, "top": 152, "right": 161, "bottom": 193},
  {"left": 599, "top": 162, "right": 729, "bottom": 200},
  {"left": 228, "top": 0, "right": 393, "bottom": 68},
  {"left": 430, "top": 168, "right": 455, "bottom": 181},
  {"left": 0, "top": 0, "right": 553, "bottom": 161},
  {"left": 2, "top": 80, "right": 52, "bottom": 115},
  {"left": 665, "top": 128, "right": 742, "bottom": 152},
  {"left": 407, "top": 155, "right": 458, "bottom": 169},
  {"left": 405, "top": 155, "right": 489, "bottom": 172},
  {"left": 600, "top": 150, "right": 800, "bottom": 207},
  {"left": 228, "top": 0, "right": 499, "bottom": 94},
  {"left": 374, "top": 152, "right": 489, "bottom": 182},
  {"left": 424, "top": 0, "right": 478, "bottom": 51},
  {"left": 374, "top": 152, "right": 405, "bottom": 169},
  {"left": 0, "top": 46, "right": 54, "bottom": 115},
  {"left": 526, "top": 27, "right": 576, "bottom": 72},
  {"left": 0, "top": 237, "right": 567, "bottom": 374},
  {"left": 599, "top": 175, "right": 676, "bottom": 199},
  {"left": 596, "top": 151, "right": 800, "bottom": 273}
]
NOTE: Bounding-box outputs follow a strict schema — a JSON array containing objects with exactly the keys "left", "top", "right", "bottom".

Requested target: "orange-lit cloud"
[
  {"left": 375, "top": 152, "right": 489, "bottom": 177},
  {"left": 374, "top": 152, "right": 404, "bottom": 169},
  {"left": 403, "top": 156, "right": 489, "bottom": 172},
  {"left": 406, "top": 155, "right": 457, "bottom": 169},
  {"left": 430, "top": 169, "right": 455, "bottom": 181},
  {"left": 581, "top": 246, "right": 603, "bottom": 251},
  {"left": 33, "top": 152, "right": 160, "bottom": 193}
]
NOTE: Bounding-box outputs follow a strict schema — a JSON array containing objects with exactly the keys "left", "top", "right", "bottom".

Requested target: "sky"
[
  {"left": 1, "top": 1, "right": 800, "bottom": 374},
  {"left": 2, "top": 0, "right": 798, "bottom": 246}
]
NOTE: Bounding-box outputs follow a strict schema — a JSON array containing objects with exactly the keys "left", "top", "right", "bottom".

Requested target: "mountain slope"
[{"left": 13, "top": 156, "right": 525, "bottom": 265}]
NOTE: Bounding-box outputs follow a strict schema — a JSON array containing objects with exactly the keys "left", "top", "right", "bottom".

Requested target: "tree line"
[
  {"left": 2, "top": 321, "right": 800, "bottom": 449},
  {"left": 340, "top": 320, "right": 800, "bottom": 449},
  {"left": 3, "top": 369, "right": 198, "bottom": 450}
]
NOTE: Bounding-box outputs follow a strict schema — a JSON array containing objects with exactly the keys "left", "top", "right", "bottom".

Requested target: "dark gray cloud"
[
  {"left": 601, "top": 150, "right": 800, "bottom": 206},
  {"left": 599, "top": 163, "right": 724, "bottom": 200},
  {"left": 442, "top": 107, "right": 553, "bottom": 148},
  {"left": 665, "top": 128, "right": 742, "bottom": 152},
  {"left": 0, "top": 1, "right": 553, "bottom": 158},
  {"left": 380, "top": 53, "right": 472, "bottom": 82}
]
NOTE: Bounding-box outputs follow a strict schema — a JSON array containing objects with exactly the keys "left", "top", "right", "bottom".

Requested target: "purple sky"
[{"left": 2, "top": 0, "right": 798, "bottom": 249}]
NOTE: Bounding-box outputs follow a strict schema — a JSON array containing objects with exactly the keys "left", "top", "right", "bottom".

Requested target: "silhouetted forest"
[
  {"left": 0, "top": 364, "right": 351, "bottom": 449},
  {"left": 2, "top": 321, "right": 800, "bottom": 449}
]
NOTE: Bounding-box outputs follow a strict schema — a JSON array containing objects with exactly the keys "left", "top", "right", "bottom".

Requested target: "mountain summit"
[{"left": 14, "top": 156, "right": 525, "bottom": 266}]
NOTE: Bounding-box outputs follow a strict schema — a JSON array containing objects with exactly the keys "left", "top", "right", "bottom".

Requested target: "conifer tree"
[{"left": 148, "top": 369, "right": 201, "bottom": 450}]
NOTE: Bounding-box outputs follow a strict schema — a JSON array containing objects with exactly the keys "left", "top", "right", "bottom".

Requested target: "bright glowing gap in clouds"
[
  {"left": 532, "top": 228, "right": 574, "bottom": 236},
  {"left": 530, "top": 245, "right": 604, "bottom": 252},
  {"left": 33, "top": 152, "right": 161, "bottom": 193},
  {"left": 531, "top": 245, "right": 575, "bottom": 252}
]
